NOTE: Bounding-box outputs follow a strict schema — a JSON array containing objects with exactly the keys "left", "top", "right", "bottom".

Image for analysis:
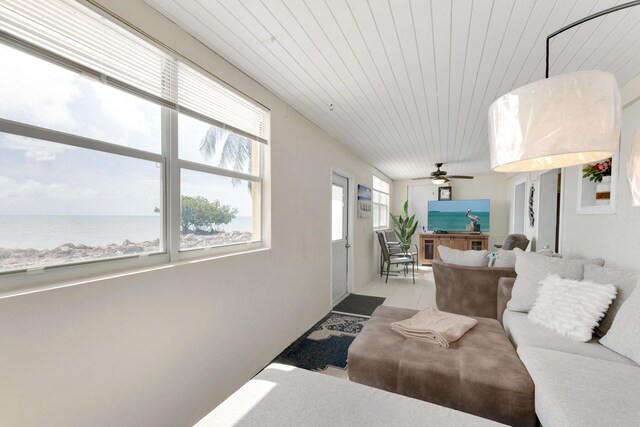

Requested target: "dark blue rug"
[
  {"left": 333, "top": 293, "right": 386, "bottom": 316},
  {"left": 272, "top": 311, "right": 368, "bottom": 378}
]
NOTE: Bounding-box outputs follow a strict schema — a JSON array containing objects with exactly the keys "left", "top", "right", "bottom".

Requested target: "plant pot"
[{"left": 596, "top": 176, "right": 611, "bottom": 205}]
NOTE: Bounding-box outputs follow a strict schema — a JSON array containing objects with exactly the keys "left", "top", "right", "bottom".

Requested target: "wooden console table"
[{"left": 418, "top": 233, "right": 489, "bottom": 265}]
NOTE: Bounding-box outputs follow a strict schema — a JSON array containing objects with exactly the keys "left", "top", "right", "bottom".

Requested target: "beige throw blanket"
[{"left": 389, "top": 307, "right": 478, "bottom": 348}]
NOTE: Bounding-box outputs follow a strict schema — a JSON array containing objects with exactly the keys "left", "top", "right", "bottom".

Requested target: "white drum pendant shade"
[{"left": 488, "top": 70, "right": 621, "bottom": 172}]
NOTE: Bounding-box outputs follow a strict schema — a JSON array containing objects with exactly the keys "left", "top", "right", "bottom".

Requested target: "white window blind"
[{"left": 0, "top": 0, "right": 269, "bottom": 143}]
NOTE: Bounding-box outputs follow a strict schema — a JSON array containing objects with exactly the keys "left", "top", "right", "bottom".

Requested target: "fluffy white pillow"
[
  {"left": 438, "top": 246, "right": 489, "bottom": 267},
  {"left": 528, "top": 275, "right": 617, "bottom": 342},
  {"left": 600, "top": 282, "right": 640, "bottom": 364},
  {"left": 508, "top": 249, "right": 605, "bottom": 312}
]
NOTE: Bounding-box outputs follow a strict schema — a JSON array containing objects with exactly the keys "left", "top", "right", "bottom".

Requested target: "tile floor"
[{"left": 357, "top": 265, "right": 436, "bottom": 310}]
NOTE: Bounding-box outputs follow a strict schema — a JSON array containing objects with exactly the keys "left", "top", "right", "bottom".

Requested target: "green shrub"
[{"left": 181, "top": 195, "right": 238, "bottom": 234}]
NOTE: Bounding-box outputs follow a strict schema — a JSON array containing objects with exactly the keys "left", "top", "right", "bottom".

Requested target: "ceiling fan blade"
[
  {"left": 413, "top": 177, "right": 431, "bottom": 180},
  {"left": 447, "top": 175, "right": 474, "bottom": 179}
]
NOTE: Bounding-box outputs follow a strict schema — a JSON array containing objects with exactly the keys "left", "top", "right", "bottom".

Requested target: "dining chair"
[{"left": 377, "top": 232, "right": 415, "bottom": 284}]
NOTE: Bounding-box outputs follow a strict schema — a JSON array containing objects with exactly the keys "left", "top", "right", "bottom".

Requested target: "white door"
[{"left": 331, "top": 173, "right": 349, "bottom": 304}]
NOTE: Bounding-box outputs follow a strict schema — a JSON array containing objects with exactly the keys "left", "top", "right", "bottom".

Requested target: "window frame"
[
  {"left": 372, "top": 176, "right": 390, "bottom": 230},
  {"left": 0, "top": 3, "right": 269, "bottom": 285}
]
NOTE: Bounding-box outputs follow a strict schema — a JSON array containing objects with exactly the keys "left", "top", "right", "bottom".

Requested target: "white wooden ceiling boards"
[{"left": 144, "top": 0, "right": 640, "bottom": 179}]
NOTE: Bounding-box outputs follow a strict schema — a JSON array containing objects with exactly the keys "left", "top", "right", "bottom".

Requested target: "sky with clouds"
[{"left": 0, "top": 43, "right": 255, "bottom": 217}]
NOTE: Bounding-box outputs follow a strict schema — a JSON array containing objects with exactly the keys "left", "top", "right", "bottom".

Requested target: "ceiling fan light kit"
[
  {"left": 432, "top": 177, "right": 449, "bottom": 185},
  {"left": 488, "top": 70, "right": 621, "bottom": 173}
]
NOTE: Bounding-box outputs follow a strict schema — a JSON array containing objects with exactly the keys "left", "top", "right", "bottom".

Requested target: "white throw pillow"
[
  {"left": 600, "top": 281, "right": 640, "bottom": 364},
  {"left": 528, "top": 275, "right": 617, "bottom": 342},
  {"left": 507, "top": 248, "right": 605, "bottom": 312},
  {"left": 493, "top": 249, "right": 516, "bottom": 268},
  {"left": 438, "top": 246, "right": 489, "bottom": 267},
  {"left": 584, "top": 264, "right": 638, "bottom": 337}
]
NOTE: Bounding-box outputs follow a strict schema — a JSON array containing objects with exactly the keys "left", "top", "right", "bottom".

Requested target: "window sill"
[{"left": 0, "top": 241, "right": 267, "bottom": 299}]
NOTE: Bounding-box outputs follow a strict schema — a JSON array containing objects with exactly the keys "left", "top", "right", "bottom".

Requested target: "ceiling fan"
[{"left": 415, "top": 163, "right": 474, "bottom": 185}]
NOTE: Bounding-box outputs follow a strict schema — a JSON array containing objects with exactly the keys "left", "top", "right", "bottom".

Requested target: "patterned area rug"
[{"left": 272, "top": 311, "right": 369, "bottom": 380}]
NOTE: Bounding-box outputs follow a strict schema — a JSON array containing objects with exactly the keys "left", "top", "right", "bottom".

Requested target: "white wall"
[
  {"left": 559, "top": 85, "right": 640, "bottom": 270},
  {"left": 391, "top": 174, "right": 510, "bottom": 248},
  {"left": 0, "top": 1, "right": 386, "bottom": 425}
]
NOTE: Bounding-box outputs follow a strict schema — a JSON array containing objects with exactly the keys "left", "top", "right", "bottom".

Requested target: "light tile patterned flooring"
[{"left": 357, "top": 266, "right": 436, "bottom": 310}]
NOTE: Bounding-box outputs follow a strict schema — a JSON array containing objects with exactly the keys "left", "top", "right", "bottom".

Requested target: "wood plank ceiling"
[{"left": 144, "top": 0, "right": 640, "bottom": 179}]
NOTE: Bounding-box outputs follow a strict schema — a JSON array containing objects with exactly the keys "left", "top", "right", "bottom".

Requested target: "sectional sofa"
[
  {"left": 365, "top": 247, "right": 640, "bottom": 426},
  {"left": 499, "top": 276, "right": 640, "bottom": 426}
]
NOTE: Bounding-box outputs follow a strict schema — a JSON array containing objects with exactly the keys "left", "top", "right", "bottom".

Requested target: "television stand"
[{"left": 418, "top": 233, "right": 489, "bottom": 266}]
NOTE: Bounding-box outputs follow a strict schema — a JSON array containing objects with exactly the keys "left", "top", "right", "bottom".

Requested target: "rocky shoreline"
[{"left": 0, "top": 231, "right": 252, "bottom": 271}]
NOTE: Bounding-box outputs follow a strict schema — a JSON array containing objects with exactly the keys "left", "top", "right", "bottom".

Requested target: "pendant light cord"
[{"left": 545, "top": 0, "right": 640, "bottom": 78}]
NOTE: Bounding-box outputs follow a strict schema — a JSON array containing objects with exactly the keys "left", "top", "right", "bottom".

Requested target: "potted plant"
[{"left": 390, "top": 201, "right": 418, "bottom": 252}]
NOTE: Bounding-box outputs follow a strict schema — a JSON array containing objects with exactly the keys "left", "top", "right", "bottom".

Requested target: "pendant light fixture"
[{"left": 488, "top": 1, "right": 640, "bottom": 173}]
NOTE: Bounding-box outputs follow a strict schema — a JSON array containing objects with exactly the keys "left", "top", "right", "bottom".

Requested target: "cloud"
[
  {"left": 92, "top": 84, "right": 157, "bottom": 136},
  {"left": 0, "top": 44, "right": 161, "bottom": 153},
  {"left": 0, "top": 134, "right": 74, "bottom": 162},
  {"left": 0, "top": 176, "right": 97, "bottom": 200},
  {"left": 0, "top": 44, "right": 81, "bottom": 131}
]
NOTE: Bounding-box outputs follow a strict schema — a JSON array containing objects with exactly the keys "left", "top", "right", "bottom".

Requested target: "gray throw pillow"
[
  {"left": 438, "top": 246, "right": 489, "bottom": 267},
  {"left": 584, "top": 264, "right": 638, "bottom": 337},
  {"left": 507, "top": 248, "right": 605, "bottom": 312},
  {"left": 493, "top": 249, "right": 516, "bottom": 268},
  {"left": 600, "top": 282, "right": 640, "bottom": 365}
]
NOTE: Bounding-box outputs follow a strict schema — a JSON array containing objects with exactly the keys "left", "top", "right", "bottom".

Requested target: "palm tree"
[{"left": 199, "top": 126, "right": 253, "bottom": 190}]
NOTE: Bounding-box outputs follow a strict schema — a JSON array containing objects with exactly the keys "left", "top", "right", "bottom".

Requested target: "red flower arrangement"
[{"left": 582, "top": 158, "right": 612, "bottom": 183}]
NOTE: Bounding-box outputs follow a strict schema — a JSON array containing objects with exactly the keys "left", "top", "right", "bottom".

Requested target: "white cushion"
[
  {"left": 527, "top": 275, "right": 616, "bottom": 342},
  {"left": 502, "top": 310, "right": 636, "bottom": 365},
  {"left": 493, "top": 249, "right": 516, "bottom": 268},
  {"left": 517, "top": 346, "right": 640, "bottom": 427},
  {"left": 196, "top": 363, "right": 501, "bottom": 426},
  {"left": 584, "top": 264, "right": 638, "bottom": 337},
  {"left": 507, "top": 248, "right": 605, "bottom": 312},
  {"left": 600, "top": 282, "right": 640, "bottom": 365},
  {"left": 437, "top": 246, "right": 489, "bottom": 267}
]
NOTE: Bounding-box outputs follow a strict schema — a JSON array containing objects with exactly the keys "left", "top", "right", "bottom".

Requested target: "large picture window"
[
  {"left": 0, "top": 0, "right": 268, "bottom": 275},
  {"left": 372, "top": 175, "right": 390, "bottom": 229}
]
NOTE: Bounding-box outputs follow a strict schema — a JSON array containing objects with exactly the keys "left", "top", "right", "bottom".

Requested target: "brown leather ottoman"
[{"left": 348, "top": 305, "right": 535, "bottom": 427}]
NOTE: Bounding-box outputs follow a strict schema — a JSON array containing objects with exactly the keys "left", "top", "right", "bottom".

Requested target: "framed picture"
[
  {"left": 577, "top": 154, "right": 618, "bottom": 215},
  {"left": 357, "top": 184, "right": 372, "bottom": 218},
  {"left": 438, "top": 186, "right": 452, "bottom": 201}
]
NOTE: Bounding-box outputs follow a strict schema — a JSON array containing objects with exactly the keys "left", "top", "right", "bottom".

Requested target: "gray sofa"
[{"left": 498, "top": 278, "right": 640, "bottom": 427}]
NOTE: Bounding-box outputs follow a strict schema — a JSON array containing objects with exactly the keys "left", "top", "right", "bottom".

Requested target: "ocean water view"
[
  {"left": 427, "top": 211, "right": 490, "bottom": 233},
  {"left": 0, "top": 215, "right": 253, "bottom": 250}
]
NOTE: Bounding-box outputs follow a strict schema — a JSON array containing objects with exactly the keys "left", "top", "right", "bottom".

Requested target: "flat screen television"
[{"left": 427, "top": 199, "right": 490, "bottom": 233}]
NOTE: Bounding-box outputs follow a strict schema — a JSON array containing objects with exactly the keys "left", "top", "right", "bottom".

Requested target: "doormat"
[
  {"left": 333, "top": 293, "right": 386, "bottom": 316},
  {"left": 271, "top": 311, "right": 369, "bottom": 380}
]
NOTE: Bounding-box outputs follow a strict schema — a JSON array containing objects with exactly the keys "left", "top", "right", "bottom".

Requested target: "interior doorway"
[
  {"left": 513, "top": 181, "right": 526, "bottom": 235},
  {"left": 407, "top": 184, "right": 438, "bottom": 244},
  {"left": 331, "top": 172, "right": 350, "bottom": 305},
  {"left": 537, "top": 169, "right": 561, "bottom": 253}
]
